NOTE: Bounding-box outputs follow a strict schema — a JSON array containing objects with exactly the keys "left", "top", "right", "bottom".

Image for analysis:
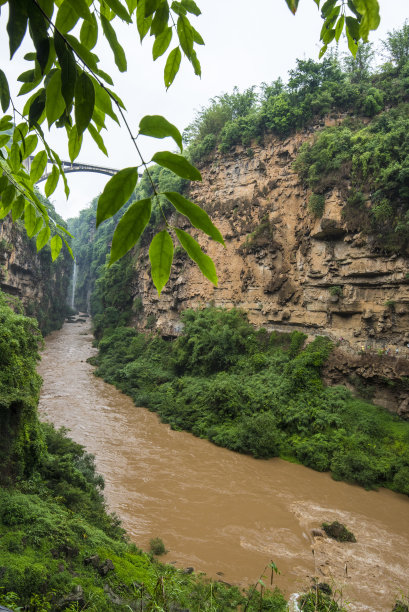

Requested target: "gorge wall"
[
  {"left": 0, "top": 215, "right": 72, "bottom": 333},
  {"left": 131, "top": 128, "right": 409, "bottom": 415}
]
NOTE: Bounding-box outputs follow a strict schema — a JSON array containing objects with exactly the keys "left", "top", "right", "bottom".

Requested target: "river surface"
[{"left": 38, "top": 322, "right": 409, "bottom": 611}]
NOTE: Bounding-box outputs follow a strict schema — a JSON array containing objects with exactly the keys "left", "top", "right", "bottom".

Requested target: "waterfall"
[{"left": 70, "top": 260, "right": 77, "bottom": 309}]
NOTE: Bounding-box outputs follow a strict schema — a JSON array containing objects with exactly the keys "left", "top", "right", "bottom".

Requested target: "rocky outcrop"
[
  {"left": 0, "top": 215, "right": 72, "bottom": 333},
  {"left": 130, "top": 130, "right": 409, "bottom": 414}
]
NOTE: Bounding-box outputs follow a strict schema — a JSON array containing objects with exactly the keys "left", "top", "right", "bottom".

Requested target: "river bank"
[{"left": 38, "top": 321, "right": 409, "bottom": 611}]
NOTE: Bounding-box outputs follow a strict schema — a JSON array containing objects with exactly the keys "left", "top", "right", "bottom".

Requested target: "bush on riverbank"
[{"left": 93, "top": 307, "right": 409, "bottom": 494}]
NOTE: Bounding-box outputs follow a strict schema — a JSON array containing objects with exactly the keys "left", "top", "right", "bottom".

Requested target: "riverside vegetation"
[
  {"left": 0, "top": 289, "right": 293, "bottom": 611},
  {"left": 92, "top": 306, "right": 409, "bottom": 495}
]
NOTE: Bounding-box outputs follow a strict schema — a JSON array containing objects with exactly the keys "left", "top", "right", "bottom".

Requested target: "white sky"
[{"left": 1, "top": 0, "right": 408, "bottom": 219}]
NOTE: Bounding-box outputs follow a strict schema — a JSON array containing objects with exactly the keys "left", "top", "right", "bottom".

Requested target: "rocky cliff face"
[
  {"left": 0, "top": 216, "right": 71, "bottom": 333},
  {"left": 131, "top": 129, "right": 409, "bottom": 414}
]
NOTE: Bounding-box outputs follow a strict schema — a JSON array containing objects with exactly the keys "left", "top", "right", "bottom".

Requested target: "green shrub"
[
  {"left": 308, "top": 193, "right": 325, "bottom": 217},
  {"left": 329, "top": 285, "right": 343, "bottom": 297},
  {"left": 149, "top": 537, "right": 167, "bottom": 555}
]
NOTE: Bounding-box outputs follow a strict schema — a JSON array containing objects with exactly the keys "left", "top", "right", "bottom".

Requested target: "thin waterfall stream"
[
  {"left": 70, "top": 260, "right": 77, "bottom": 310},
  {"left": 38, "top": 322, "right": 409, "bottom": 612}
]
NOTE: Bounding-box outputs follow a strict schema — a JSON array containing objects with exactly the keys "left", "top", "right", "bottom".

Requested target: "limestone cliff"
[
  {"left": 131, "top": 129, "right": 409, "bottom": 414},
  {"left": 0, "top": 215, "right": 71, "bottom": 333}
]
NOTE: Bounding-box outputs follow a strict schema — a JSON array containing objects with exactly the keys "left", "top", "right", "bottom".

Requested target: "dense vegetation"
[
  {"left": 93, "top": 307, "right": 409, "bottom": 495},
  {"left": 184, "top": 25, "right": 409, "bottom": 162}
]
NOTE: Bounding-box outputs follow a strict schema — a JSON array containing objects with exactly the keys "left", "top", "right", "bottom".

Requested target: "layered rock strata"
[
  {"left": 0, "top": 216, "right": 71, "bottom": 332},
  {"left": 131, "top": 131, "right": 409, "bottom": 413}
]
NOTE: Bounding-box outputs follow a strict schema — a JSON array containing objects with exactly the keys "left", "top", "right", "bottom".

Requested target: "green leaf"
[
  {"left": 75, "top": 72, "right": 95, "bottom": 135},
  {"left": 164, "top": 46, "right": 181, "bottom": 88},
  {"left": 8, "top": 143, "right": 21, "bottom": 173},
  {"left": 56, "top": 223, "right": 73, "bottom": 238},
  {"left": 0, "top": 176, "right": 8, "bottom": 193},
  {"left": 181, "top": 0, "right": 201, "bottom": 16},
  {"left": 175, "top": 228, "right": 217, "bottom": 285},
  {"left": 0, "top": 201, "right": 13, "bottom": 220},
  {"left": 284, "top": 0, "right": 300, "bottom": 14},
  {"left": 46, "top": 69, "right": 65, "bottom": 128},
  {"left": 321, "top": 0, "right": 336, "bottom": 17},
  {"left": 96, "top": 167, "right": 139, "bottom": 226},
  {"left": 126, "top": 0, "right": 138, "bottom": 13},
  {"left": 139, "top": 115, "right": 182, "bottom": 151},
  {"left": 171, "top": 1, "right": 187, "bottom": 16},
  {"left": 7, "top": 0, "right": 28, "bottom": 59},
  {"left": 55, "top": 0, "right": 80, "bottom": 34},
  {"left": 88, "top": 123, "right": 108, "bottom": 156},
  {"left": 177, "top": 15, "right": 194, "bottom": 58},
  {"left": 13, "top": 122, "right": 28, "bottom": 144},
  {"left": 145, "top": 0, "right": 161, "bottom": 16},
  {"left": 50, "top": 234, "right": 63, "bottom": 261},
  {"left": 54, "top": 32, "right": 77, "bottom": 109},
  {"left": 0, "top": 135, "right": 10, "bottom": 147},
  {"left": 62, "top": 237, "right": 74, "bottom": 259},
  {"left": 354, "top": 0, "right": 380, "bottom": 41},
  {"left": 0, "top": 70, "right": 10, "bottom": 112},
  {"left": 65, "top": 0, "right": 92, "bottom": 21},
  {"left": 335, "top": 14, "right": 345, "bottom": 41},
  {"left": 149, "top": 230, "right": 174, "bottom": 295},
  {"left": 30, "top": 150, "right": 48, "bottom": 183},
  {"left": 164, "top": 191, "right": 225, "bottom": 246},
  {"left": 152, "top": 27, "right": 172, "bottom": 60},
  {"left": 137, "top": 0, "right": 153, "bottom": 41},
  {"left": 150, "top": 1, "right": 169, "bottom": 36},
  {"left": 164, "top": 191, "right": 224, "bottom": 245},
  {"left": 80, "top": 13, "right": 98, "bottom": 49},
  {"left": 36, "top": 224, "right": 51, "bottom": 250},
  {"left": 24, "top": 201, "right": 37, "bottom": 237},
  {"left": 101, "top": 15, "right": 127, "bottom": 72},
  {"left": 192, "top": 26, "right": 204, "bottom": 45},
  {"left": 37, "top": 0, "right": 54, "bottom": 19},
  {"left": 94, "top": 67, "right": 114, "bottom": 86},
  {"left": 104, "top": 0, "right": 132, "bottom": 22},
  {"left": 65, "top": 34, "right": 100, "bottom": 72},
  {"left": 91, "top": 79, "right": 119, "bottom": 123},
  {"left": 152, "top": 151, "right": 202, "bottom": 181},
  {"left": 68, "top": 125, "right": 83, "bottom": 162},
  {"left": 33, "top": 215, "right": 44, "bottom": 236},
  {"left": 28, "top": 89, "right": 46, "bottom": 127},
  {"left": 12, "top": 195, "right": 25, "bottom": 221},
  {"left": 45, "top": 165, "right": 60, "bottom": 197},
  {"left": 0, "top": 115, "right": 13, "bottom": 131},
  {"left": 27, "top": 3, "right": 50, "bottom": 74},
  {"left": 1, "top": 184, "right": 16, "bottom": 207},
  {"left": 17, "top": 69, "right": 37, "bottom": 83},
  {"left": 109, "top": 198, "right": 152, "bottom": 264},
  {"left": 190, "top": 49, "right": 201, "bottom": 76},
  {"left": 51, "top": 148, "right": 70, "bottom": 197}
]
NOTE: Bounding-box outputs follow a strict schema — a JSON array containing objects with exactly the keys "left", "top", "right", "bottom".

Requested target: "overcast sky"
[{"left": 1, "top": 0, "right": 408, "bottom": 219}]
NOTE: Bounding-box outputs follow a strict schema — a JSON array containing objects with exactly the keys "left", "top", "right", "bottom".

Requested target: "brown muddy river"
[{"left": 38, "top": 322, "right": 409, "bottom": 611}]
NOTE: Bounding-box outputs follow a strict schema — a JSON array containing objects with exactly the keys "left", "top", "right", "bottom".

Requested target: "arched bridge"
[{"left": 25, "top": 156, "right": 118, "bottom": 182}]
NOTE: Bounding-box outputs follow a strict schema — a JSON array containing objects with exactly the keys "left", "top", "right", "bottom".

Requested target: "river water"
[{"left": 38, "top": 322, "right": 409, "bottom": 611}]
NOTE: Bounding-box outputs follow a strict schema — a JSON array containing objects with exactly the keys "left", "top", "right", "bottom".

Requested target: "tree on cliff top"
[{"left": 0, "top": 0, "right": 380, "bottom": 293}]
